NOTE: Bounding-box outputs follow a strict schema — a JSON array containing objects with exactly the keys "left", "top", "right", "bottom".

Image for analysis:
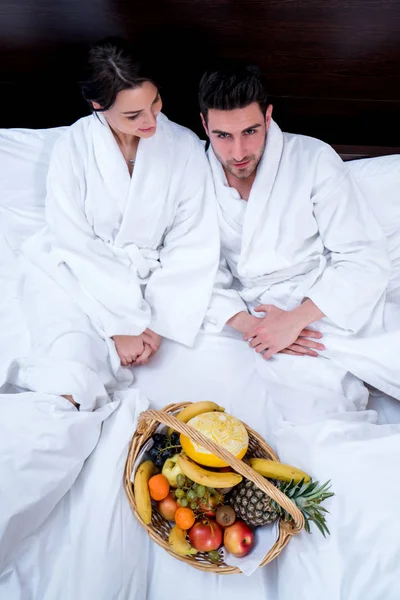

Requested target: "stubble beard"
[{"left": 213, "top": 136, "right": 267, "bottom": 182}]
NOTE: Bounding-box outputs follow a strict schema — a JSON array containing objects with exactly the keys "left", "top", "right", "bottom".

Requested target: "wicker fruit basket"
[{"left": 124, "top": 402, "right": 305, "bottom": 574}]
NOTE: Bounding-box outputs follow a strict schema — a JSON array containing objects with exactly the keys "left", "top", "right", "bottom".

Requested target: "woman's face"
[{"left": 93, "top": 81, "right": 162, "bottom": 138}]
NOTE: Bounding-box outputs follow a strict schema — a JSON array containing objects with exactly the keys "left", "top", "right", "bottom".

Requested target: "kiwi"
[{"left": 215, "top": 505, "right": 236, "bottom": 527}]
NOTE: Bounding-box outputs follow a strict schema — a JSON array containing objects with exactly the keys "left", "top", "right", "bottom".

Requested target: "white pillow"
[
  {"left": 0, "top": 126, "right": 67, "bottom": 249},
  {"left": 347, "top": 155, "right": 400, "bottom": 301},
  {"left": 347, "top": 155, "right": 400, "bottom": 264}
]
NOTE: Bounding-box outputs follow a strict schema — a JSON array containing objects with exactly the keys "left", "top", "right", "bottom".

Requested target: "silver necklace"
[{"left": 128, "top": 158, "right": 135, "bottom": 165}]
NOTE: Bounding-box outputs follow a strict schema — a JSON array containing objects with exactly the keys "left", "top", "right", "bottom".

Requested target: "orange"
[
  {"left": 175, "top": 507, "right": 195, "bottom": 530},
  {"left": 148, "top": 474, "right": 170, "bottom": 501}
]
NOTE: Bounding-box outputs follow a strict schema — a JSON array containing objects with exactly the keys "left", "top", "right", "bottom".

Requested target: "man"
[{"left": 200, "top": 64, "right": 400, "bottom": 423}]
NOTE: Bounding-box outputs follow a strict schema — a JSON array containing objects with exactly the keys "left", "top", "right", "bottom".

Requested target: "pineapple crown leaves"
[{"left": 272, "top": 478, "right": 334, "bottom": 538}]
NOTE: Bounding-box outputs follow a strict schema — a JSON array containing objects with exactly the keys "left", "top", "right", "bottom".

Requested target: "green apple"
[{"left": 162, "top": 454, "right": 183, "bottom": 487}]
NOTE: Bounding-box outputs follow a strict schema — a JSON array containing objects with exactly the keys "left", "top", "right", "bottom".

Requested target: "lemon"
[{"left": 180, "top": 411, "right": 248, "bottom": 467}]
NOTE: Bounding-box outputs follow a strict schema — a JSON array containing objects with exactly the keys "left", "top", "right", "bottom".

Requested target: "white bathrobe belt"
[
  {"left": 238, "top": 258, "right": 322, "bottom": 290},
  {"left": 118, "top": 244, "right": 161, "bottom": 281}
]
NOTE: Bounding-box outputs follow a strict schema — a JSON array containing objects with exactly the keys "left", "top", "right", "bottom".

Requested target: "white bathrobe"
[
  {"left": 5, "top": 112, "right": 220, "bottom": 410},
  {"left": 0, "top": 112, "right": 221, "bottom": 572},
  {"left": 206, "top": 119, "right": 400, "bottom": 422}
]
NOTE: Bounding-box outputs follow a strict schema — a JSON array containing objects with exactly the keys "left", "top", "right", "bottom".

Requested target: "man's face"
[{"left": 202, "top": 103, "right": 273, "bottom": 180}]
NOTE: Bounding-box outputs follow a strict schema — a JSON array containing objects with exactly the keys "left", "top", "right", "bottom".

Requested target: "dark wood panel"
[
  {"left": 336, "top": 145, "right": 400, "bottom": 160},
  {"left": 0, "top": 0, "right": 399, "bottom": 147},
  {"left": 271, "top": 96, "right": 400, "bottom": 146}
]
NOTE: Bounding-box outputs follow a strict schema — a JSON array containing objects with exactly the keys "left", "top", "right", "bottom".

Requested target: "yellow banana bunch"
[
  {"left": 168, "top": 525, "right": 198, "bottom": 556},
  {"left": 134, "top": 459, "right": 157, "bottom": 524},
  {"left": 249, "top": 458, "right": 311, "bottom": 483},
  {"left": 178, "top": 454, "right": 242, "bottom": 488},
  {"left": 168, "top": 401, "right": 225, "bottom": 436}
]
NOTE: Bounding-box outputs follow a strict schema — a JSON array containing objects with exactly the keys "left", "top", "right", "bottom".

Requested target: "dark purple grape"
[
  {"left": 159, "top": 449, "right": 171, "bottom": 462},
  {"left": 155, "top": 456, "right": 164, "bottom": 467},
  {"left": 171, "top": 433, "right": 180, "bottom": 445},
  {"left": 152, "top": 434, "right": 166, "bottom": 445},
  {"left": 149, "top": 447, "right": 159, "bottom": 460}
]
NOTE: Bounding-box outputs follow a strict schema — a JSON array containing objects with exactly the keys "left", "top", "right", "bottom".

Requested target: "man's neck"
[{"left": 225, "top": 169, "right": 257, "bottom": 202}]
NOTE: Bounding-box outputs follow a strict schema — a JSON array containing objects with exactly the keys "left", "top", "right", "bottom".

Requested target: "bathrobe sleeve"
[
  {"left": 144, "top": 140, "right": 220, "bottom": 346},
  {"left": 203, "top": 254, "right": 249, "bottom": 332},
  {"left": 45, "top": 139, "right": 151, "bottom": 338},
  {"left": 306, "top": 146, "right": 391, "bottom": 332}
]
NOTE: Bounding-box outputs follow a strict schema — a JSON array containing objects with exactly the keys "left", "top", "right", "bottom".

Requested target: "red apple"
[
  {"left": 223, "top": 520, "right": 254, "bottom": 557},
  {"left": 197, "top": 491, "right": 224, "bottom": 517},
  {"left": 188, "top": 519, "right": 223, "bottom": 552},
  {"left": 156, "top": 493, "right": 179, "bottom": 521}
]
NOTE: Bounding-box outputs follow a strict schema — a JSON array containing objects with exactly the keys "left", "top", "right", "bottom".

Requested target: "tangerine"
[
  {"left": 175, "top": 507, "right": 196, "bottom": 530},
  {"left": 148, "top": 474, "right": 170, "bottom": 501}
]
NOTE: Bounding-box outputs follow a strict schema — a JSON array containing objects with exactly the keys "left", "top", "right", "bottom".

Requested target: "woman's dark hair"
[
  {"left": 198, "top": 63, "right": 269, "bottom": 121},
  {"left": 80, "top": 37, "right": 158, "bottom": 112}
]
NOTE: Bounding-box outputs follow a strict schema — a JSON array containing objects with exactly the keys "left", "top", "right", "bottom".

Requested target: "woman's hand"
[
  {"left": 113, "top": 330, "right": 163, "bottom": 366},
  {"left": 134, "top": 329, "right": 163, "bottom": 366},
  {"left": 144, "top": 329, "right": 162, "bottom": 352},
  {"left": 112, "top": 335, "right": 145, "bottom": 366}
]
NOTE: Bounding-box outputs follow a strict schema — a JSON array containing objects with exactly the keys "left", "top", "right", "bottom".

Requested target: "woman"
[
  {"left": 0, "top": 38, "right": 220, "bottom": 573},
  {"left": 5, "top": 38, "right": 220, "bottom": 411}
]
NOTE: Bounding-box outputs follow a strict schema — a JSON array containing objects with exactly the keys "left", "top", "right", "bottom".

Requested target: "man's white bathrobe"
[
  {"left": 206, "top": 120, "right": 400, "bottom": 425},
  {"left": 4, "top": 112, "right": 220, "bottom": 411}
]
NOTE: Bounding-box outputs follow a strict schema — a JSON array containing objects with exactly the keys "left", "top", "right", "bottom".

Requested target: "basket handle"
[{"left": 138, "top": 408, "right": 304, "bottom": 533}]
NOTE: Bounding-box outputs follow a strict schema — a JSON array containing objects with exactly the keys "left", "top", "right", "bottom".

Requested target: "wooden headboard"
[{"left": 1, "top": 0, "right": 399, "bottom": 158}]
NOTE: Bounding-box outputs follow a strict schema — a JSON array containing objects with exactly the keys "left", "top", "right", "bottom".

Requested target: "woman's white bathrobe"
[
  {"left": 206, "top": 119, "right": 400, "bottom": 424},
  {"left": 0, "top": 112, "right": 220, "bottom": 572},
  {"left": 5, "top": 112, "right": 220, "bottom": 411}
]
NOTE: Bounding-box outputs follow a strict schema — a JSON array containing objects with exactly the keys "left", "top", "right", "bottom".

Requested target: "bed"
[{"left": 1, "top": 2, "right": 400, "bottom": 599}]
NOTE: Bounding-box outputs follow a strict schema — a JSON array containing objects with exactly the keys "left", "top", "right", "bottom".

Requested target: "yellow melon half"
[{"left": 180, "top": 411, "right": 249, "bottom": 468}]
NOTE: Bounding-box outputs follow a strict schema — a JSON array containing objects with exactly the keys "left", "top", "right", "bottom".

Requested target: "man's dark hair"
[
  {"left": 198, "top": 63, "right": 269, "bottom": 121},
  {"left": 80, "top": 37, "right": 158, "bottom": 112}
]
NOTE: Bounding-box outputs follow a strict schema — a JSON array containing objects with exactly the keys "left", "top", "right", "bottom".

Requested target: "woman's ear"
[{"left": 92, "top": 101, "right": 102, "bottom": 110}]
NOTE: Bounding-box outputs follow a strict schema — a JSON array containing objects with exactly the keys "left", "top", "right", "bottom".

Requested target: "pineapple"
[{"left": 229, "top": 478, "right": 334, "bottom": 536}]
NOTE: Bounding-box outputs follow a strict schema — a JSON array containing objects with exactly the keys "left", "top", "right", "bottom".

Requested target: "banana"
[
  {"left": 178, "top": 454, "right": 242, "bottom": 488},
  {"left": 134, "top": 459, "right": 157, "bottom": 524},
  {"left": 168, "top": 525, "right": 198, "bottom": 556},
  {"left": 249, "top": 458, "right": 311, "bottom": 483},
  {"left": 168, "top": 401, "right": 225, "bottom": 436}
]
